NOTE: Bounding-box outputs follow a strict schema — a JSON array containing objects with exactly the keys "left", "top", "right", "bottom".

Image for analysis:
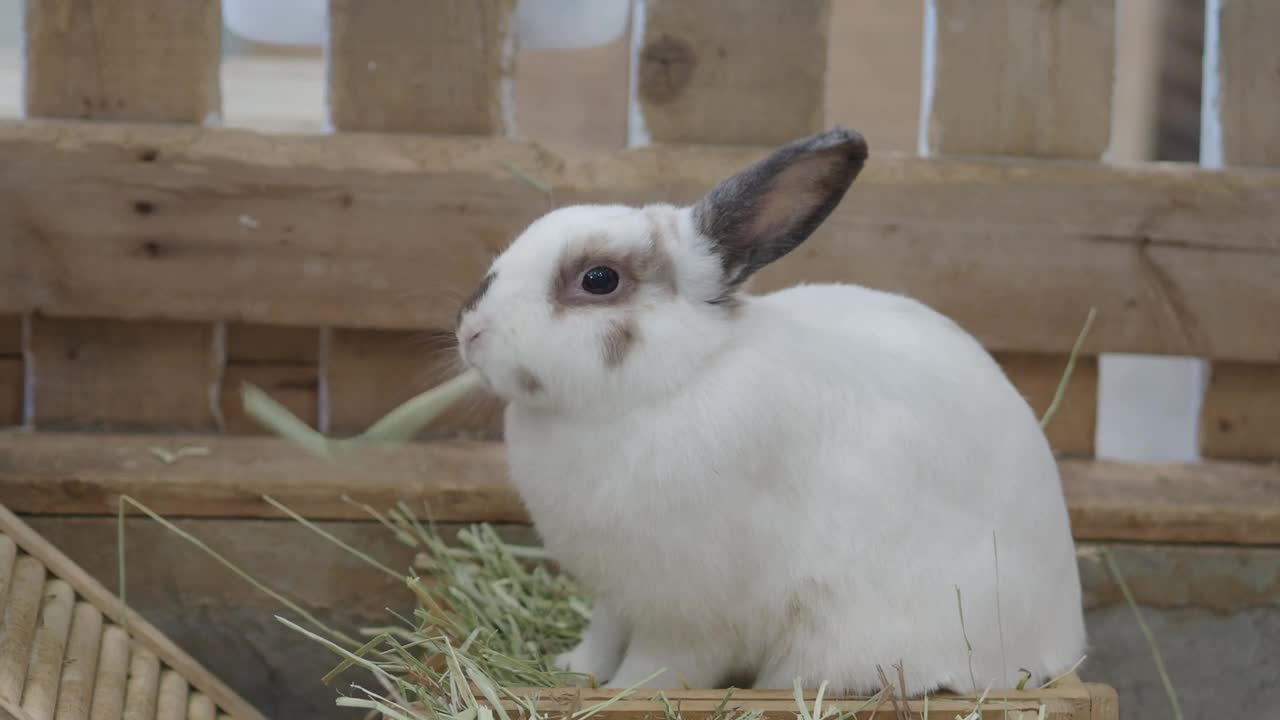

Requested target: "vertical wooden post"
[
  {"left": 327, "top": 0, "right": 517, "bottom": 134},
  {"left": 634, "top": 0, "right": 831, "bottom": 146},
  {"left": 0, "top": 316, "right": 20, "bottom": 427},
  {"left": 24, "top": 0, "right": 222, "bottom": 122},
  {"left": 22, "top": 0, "right": 226, "bottom": 432},
  {"left": 924, "top": 0, "right": 1115, "bottom": 159},
  {"left": 824, "top": 0, "right": 923, "bottom": 153},
  {"left": 1198, "top": 0, "right": 1280, "bottom": 461},
  {"left": 921, "top": 0, "right": 1115, "bottom": 456},
  {"left": 324, "top": 0, "right": 517, "bottom": 438}
]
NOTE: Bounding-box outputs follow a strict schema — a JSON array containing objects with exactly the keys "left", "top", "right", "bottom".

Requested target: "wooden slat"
[
  {"left": 23, "top": 0, "right": 226, "bottom": 435},
  {"left": 1200, "top": 0, "right": 1280, "bottom": 461},
  {"left": 1199, "top": 361, "right": 1280, "bottom": 460},
  {"left": 1, "top": 124, "right": 1277, "bottom": 360},
  {"left": 0, "top": 358, "right": 21, "bottom": 428},
  {"left": 0, "top": 556, "right": 45, "bottom": 703},
  {"left": 998, "top": 352, "right": 1097, "bottom": 457},
  {"left": 925, "top": 0, "right": 1115, "bottom": 158},
  {"left": 0, "top": 316, "right": 21, "bottom": 427},
  {"left": 514, "top": 17, "right": 631, "bottom": 151},
  {"left": 28, "top": 318, "right": 218, "bottom": 432},
  {"left": 637, "top": 0, "right": 830, "bottom": 145},
  {"left": 220, "top": 325, "right": 319, "bottom": 435},
  {"left": 155, "top": 671, "right": 187, "bottom": 720},
  {"left": 0, "top": 537, "right": 14, "bottom": 618},
  {"left": 0, "top": 317, "right": 18, "bottom": 355},
  {"left": 121, "top": 646, "right": 159, "bottom": 720},
  {"left": 23, "top": 0, "right": 221, "bottom": 123},
  {"left": 86, "top": 626, "right": 128, "bottom": 720},
  {"left": 21, "top": 580, "right": 74, "bottom": 720},
  {"left": 1214, "top": 0, "right": 1280, "bottom": 166},
  {"left": 0, "top": 507, "right": 266, "bottom": 720},
  {"left": 54, "top": 603, "right": 102, "bottom": 720},
  {"left": 825, "top": 0, "right": 922, "bottom": 153},
  {"left": 3, "top": 432, "right": 1277, "bottom": 547},
  {"left": 327, "top": 328, "right": 502, "bottom": 439},
  {"left": 186, "top": 695, "right": 216, "bottom": 720},
  {"left": 327, "top": 0, "right": 516, "bottom": 134}
]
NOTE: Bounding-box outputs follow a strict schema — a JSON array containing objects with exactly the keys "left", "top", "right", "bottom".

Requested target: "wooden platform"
[
  {"left": 0, "top": 503, "right": 265, "bottom": 720},
  {"left": 1, "top": 432, "right": 1277, "bottom": 547}
]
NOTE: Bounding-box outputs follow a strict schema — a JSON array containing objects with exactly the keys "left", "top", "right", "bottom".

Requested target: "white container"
[
  {"left": 516, "top": 0, "right": 631, "bottom": 50},
  {"left": 223, "top": 0, "right": 327, "bottom": 47}
]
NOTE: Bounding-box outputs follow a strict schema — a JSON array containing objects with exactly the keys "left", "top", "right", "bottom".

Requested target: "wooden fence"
[{"left": 0, "top": 1, "right": 1277, "bottom": 547}]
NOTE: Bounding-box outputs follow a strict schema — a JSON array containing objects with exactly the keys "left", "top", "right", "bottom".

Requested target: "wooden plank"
[
  {"left": 28, "top": 318, "right": 218, "bottom": 432},
  {"left": 23, "top": 0, "right": 221, "bottom": 123},
  {"left": 1, "top": 124, "right": 1279, "bottom": 360},
  {"left": 155, "top": 671, "right": 187, "bottom": 720},
  {"left": 636, "top": 0, "right": 831, "bottom": 145},
  {"left": 0, "top": 316, "right": 22, "bottom": 427},
  {"left": 514, "top": 16, "right": 631, "bottom": 151},
  {"left": 87, "top": 626, "right": 128, "bottom": 720},
  {"left": 1214, "top": 0, "right": 1280, "bottom": 166},
  {"left": 121, "top": 646, "right": 159, "bottom": 720},
  {"left": 926, "top": 0, "right": 1115, "bottom": 158},
  {"left": 0, "top": 434, "right": 524, "bottom": 524},
  {"left": 23, "top": 0, "right": 225, "bottom": 435},
  {"left": 54, "top": 603, "right": 102, "bottom": 720},
  {"left": 0, "top": 556, "right": 45, "bottom": 703},
  {"left": 3, "top": 433, "right": 1278, "bottom": 547},
  {"left": 20, "top": 580, "right": 75, "bottom": 720},
  {"left": 825, "top": 0, "right": 923, "bottom": 153},
  {"left": 327, "top": 0, "right": 516, "bottom": 134},
  {"left": 1199, "top": 361, "right": 1280, "bottom": 460},
  {"left": 327, "top": 328, "right": 502, "bottom": 439},
  {"left": 998, "top": 352, "right": 1097, "bottom": 457},
  {"left": 220, "top": 325, "right": 319, "bottom": 436},
  {"left": 0, "top": 317, "right": 18, "bottom": 356},
  {"left": 0, "top": 506, "right": 267, "bottom": 720},
  {"left": 0, "top": 359, "right": 21, "bottom": 428}
]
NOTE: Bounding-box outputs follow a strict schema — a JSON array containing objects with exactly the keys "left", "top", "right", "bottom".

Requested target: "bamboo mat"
[{"left": 0, "top": 504, "right": 266, "bottom": 720}]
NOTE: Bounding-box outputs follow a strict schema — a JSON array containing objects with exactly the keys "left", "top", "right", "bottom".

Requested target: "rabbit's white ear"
[{"left": 692, "top": 128, "right": 867, "bottom": 289}]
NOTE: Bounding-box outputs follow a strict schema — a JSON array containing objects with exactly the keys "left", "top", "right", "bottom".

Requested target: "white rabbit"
[{"left": 454, "top": 128, "right": 1086, "bottom": 697}]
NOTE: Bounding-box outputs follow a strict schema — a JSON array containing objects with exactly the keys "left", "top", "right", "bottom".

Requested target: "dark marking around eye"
[
  {"left": 516, "top": 366, "right": 544, "bottom": 394},
  {"left": 457, "top": 271, "right": 496, "bottom": 326},
  {"left": 602, "top": 319, "right": 637, "bottom": 368}
]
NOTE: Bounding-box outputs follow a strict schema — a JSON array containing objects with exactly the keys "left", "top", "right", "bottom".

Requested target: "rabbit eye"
[{"left": 581, "top": 266, "right": 620, "bottom": 295}]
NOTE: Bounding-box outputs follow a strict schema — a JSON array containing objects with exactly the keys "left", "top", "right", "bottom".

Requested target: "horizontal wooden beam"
[
  {"left": 2, "top": 432, "right": 1276, "bottom": 546},
  {"left": 0, "top": 121, "right": 1278, "bottom": 359}
]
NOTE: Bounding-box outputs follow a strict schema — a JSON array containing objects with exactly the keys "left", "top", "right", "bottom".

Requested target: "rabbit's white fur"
[{"left": 456, "top": 130, "right": 1086, "bottom": 697}]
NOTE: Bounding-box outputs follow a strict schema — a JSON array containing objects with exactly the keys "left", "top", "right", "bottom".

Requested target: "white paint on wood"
[
  {"left": 1097, "top": 354, "right": 1209, "bottom": 463},
  {"left": 1100, "top": 0, "right": 1123, "bottom": 164},
  {"left": 209, "top": 321, "right": 227, "bottom": 431},
  {"left": 1200, "top": 0, "right": 1224, "bottom": 168},
  {"left": 20, "top": 312, "right": 31, "bottom": 428},
  {"left": 626, "top": 0, "right": 651, "bottom": 147},
  {"left": 317, "top": 327, "right": 332, "bottom": 434},
  {"left": 500, "top": 13, "right": 519, "bottom": 138},
  {"left": 917, "top": 0, "right": 937, "bottom": 157}
]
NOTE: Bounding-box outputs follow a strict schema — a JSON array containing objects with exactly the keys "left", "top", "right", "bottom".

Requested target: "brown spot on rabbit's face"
[
  {"left": 551, "top": 234, "right": 677, "bottom": 313},
  {"left": 601, "top": 319, "right": 638, "bottom": 368},
  {"left": 515, "top": 366, "right": 544, "bottom": 394}
]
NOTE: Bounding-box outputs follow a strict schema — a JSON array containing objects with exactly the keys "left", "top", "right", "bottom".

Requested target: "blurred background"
[{"left": 0, "top": 0, "right": 1217, "bottom": 461}]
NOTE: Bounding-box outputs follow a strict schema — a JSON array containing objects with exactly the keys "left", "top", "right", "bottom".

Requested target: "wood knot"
[{"left": 639, "top": 34, "right": 696, "bottom": 104}]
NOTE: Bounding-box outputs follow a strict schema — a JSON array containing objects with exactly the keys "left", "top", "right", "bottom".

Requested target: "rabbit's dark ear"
[{"left": 692, "top": 128, "right": 867, "bottom": 290}]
